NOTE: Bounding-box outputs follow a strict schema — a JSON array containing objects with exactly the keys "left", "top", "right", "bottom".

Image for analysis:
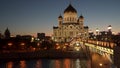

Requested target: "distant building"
[
  {"left": 89, "top": 32, "right": 95, "bottom": 40},
  {"left": 37, "top": 33, "right": 45, "bottom": 41},
  {"left": 4, "top": 28, "right": 11, "bottom": 39},
  {"left": 21, "top": 35, "right": 33, "bottom": 42},
  {"left": 45, "top": 36, "right": 51, "bottom": 41},
  {"left": 99, "top": 31, "right": 112, "bottom": 41},
  {"left": 0, "top": 32, "right": 1, "bottom": 39},
  {"left": 16, "top": 35, "right": 33, "bottom": 42},
  {"left": 89, "top": 25, "right": 113, "bottom": 41},
  {"left": 53, "top": 4, "right": 89, "bottom": 42},
  {"left": 88, "top": 25, "right": 120, "bottom": 45}
]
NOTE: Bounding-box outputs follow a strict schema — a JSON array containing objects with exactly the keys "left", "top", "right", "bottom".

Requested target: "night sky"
[{"left": 0, "top": 0, "right": 120, "bottom": 36}]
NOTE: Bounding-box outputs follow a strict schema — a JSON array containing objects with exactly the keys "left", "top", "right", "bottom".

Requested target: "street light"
[
  {"left": 99, "top": 63, "right": 103, "bottom": 67},
  {"left": 108, "top": 25, "right": 112, "bottom": 31},
  {"left": 96, "top": 28, "right": 99, "bottom": 35}
]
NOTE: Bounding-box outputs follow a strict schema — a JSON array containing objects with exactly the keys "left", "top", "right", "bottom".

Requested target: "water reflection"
[
  {"left": 35, "top": 60, "right": 42, "bottom": 68},
  {"left": 64, "top": 59, "right": 71, "bottom": 68},
  {"left": 75, "top": 59, "right": 81, "bottom": 68},
  {"left": 20, "top": 60, "right": 26, "bottom": 68},
  {"left": 55, "top": 60, "right": 61, "bottom": 68},
  {"left": 0, "top": 59, "right": 88, "bottom": 68},
  {"left": 6, "top": 62, "right": 13, "bottom": 68}
]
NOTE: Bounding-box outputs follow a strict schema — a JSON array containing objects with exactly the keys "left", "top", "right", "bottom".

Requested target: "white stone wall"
[{"left": 64, "top": 12, "right": 77, "bottom": 23}]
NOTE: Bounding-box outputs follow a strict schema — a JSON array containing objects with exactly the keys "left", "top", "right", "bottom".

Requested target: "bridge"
[
  {"left": 67, "top": 37, "right": 116, "bottom": 67},
  {"left": 84, "top": 40, "right": 114, "bottom": 62}
]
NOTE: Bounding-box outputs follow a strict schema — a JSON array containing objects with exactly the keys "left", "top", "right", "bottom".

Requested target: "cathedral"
[{"left": 53, "top": 4, "right": 89, "bottom": 42}]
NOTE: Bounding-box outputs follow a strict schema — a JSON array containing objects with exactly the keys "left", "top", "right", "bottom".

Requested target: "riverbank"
[{"left": 0, "top": 50, "right": 88, "bottom": 61}]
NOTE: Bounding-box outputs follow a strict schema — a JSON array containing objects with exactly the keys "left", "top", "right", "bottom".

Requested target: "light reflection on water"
[
  {"left": 6, "top": 62, "right": 13, "bottom": 68},
  {"left": 0, "top": 59, "right": 88, "bottom": 68},
  {"left": 20, "top": 60, "right": 26, "bottom": 68}
]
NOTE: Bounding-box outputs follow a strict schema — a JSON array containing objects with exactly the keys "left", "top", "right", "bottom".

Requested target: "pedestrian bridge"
[
  {"left": 80, "top": 40, "right": 115, "bottom": 63},
  {"left": 69, "top": 38, "right": 115, "bottom": 63}
]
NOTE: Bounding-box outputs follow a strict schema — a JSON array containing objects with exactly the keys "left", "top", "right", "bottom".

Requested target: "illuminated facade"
[{"left": 53, "top": 4, "right": 89, "bottom": 42}]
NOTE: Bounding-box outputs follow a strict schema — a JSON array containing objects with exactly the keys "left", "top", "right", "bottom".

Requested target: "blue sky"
[{"left": 0, "top": 0, "right": 120, "bottom": 36}]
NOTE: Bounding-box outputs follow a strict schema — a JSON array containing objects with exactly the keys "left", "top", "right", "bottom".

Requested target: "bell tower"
[
  {"left": 58, "top": 15, "right": 63, "bottom": 27},
  {"left": 78, "top": 15, "right": 84, "bottom": 29}
]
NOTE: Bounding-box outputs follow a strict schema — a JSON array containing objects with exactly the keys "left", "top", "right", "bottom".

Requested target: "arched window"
[
  {"left": 67, "top": 17, "right": 69, "bottom": 21},
  {"left": 72, "top": 18, "right": 74, "bottom": 21}
]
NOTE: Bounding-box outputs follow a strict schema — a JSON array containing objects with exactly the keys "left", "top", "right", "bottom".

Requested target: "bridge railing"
[
  {"left": 85, "top": 41, "right": 113, "bottom": 55},
  {"left": 87, "top": 40, "right": 116, "bottom": 49}
]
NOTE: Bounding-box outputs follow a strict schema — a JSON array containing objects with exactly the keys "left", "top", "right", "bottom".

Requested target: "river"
[{"left": 0, "top": 59, "right": 90, "bottom": 68}]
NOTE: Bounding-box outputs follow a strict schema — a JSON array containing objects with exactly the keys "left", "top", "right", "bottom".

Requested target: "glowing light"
[
  {"left": 108, "top": 27, "right": 112, "bottom": 30},
  {"left": 111, "top": 50, "right": 113, "bottom": 53},
  {"left": 37, "top": 38, "right": 40, "bottom": 41},
  {"left": 74, "top": 47, "right": 80, "bottom": 51},
  {"left": 65, "top": 43, "right": 68, "bottom": 46},
  {"left": 108, "top": 25, "right": 112, "bottom": 30},
  {"left": 31, "top": 37, "right": 34, "bottom": 42},
  {"left": 44, "top": 47, "right": 47, "bottom": 50},
  {"left": 56, "top": 46, "right": 60, "bottom": 49},
  {"left": 8, "top": 43, "right": 13, "bottom": 46},
  {"left": 20, "top": 43, "right": 25, "bottom": 46},
  {"left": 56, "top": 43, "right": 59, "bottom": 46},
  {"left": 76, "top": 43, "right": 79, "bottom": 46},
  {"left": 76, "top": 48, "right": 80, "bottom": 51},
  {"left": 99, "top": 63, "right": 103, "bottom": 67},
  {"left": 20, "top": 60, "right": 26, "bottom": 68},
  {"left": 33, "top": 48, "right": 36, "bottom": 50},
  {"left": 7, "top": 62, "right": 13, "bottom": 68},
  {"left": 96, "top": 41, "right": 98, "bottom": 45},
  {"left": 96, "top": 28, "right": 99, "bottom": 32},
  {"left": 63, "top": 46, "right": 66, "bottom": 49},
  {"left": 37, "top": 43, "right": 40, "bottom": 46}
]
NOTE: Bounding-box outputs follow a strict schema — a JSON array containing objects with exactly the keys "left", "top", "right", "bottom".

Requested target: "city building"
[
  {"left": 53, "top": 4, "right": 89, "bottom": 42},
  {"left": 0, "top": 32, "right": 2, "bottom": 39},
  {"left": 37, "top": 33, "right": 45, "bottom": 41},
  {"left": 89, "top": 25, "right": 113, "bottom": 42},
  {"left": 4, "top": 28, "right": 11, "bottom": 39}
]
